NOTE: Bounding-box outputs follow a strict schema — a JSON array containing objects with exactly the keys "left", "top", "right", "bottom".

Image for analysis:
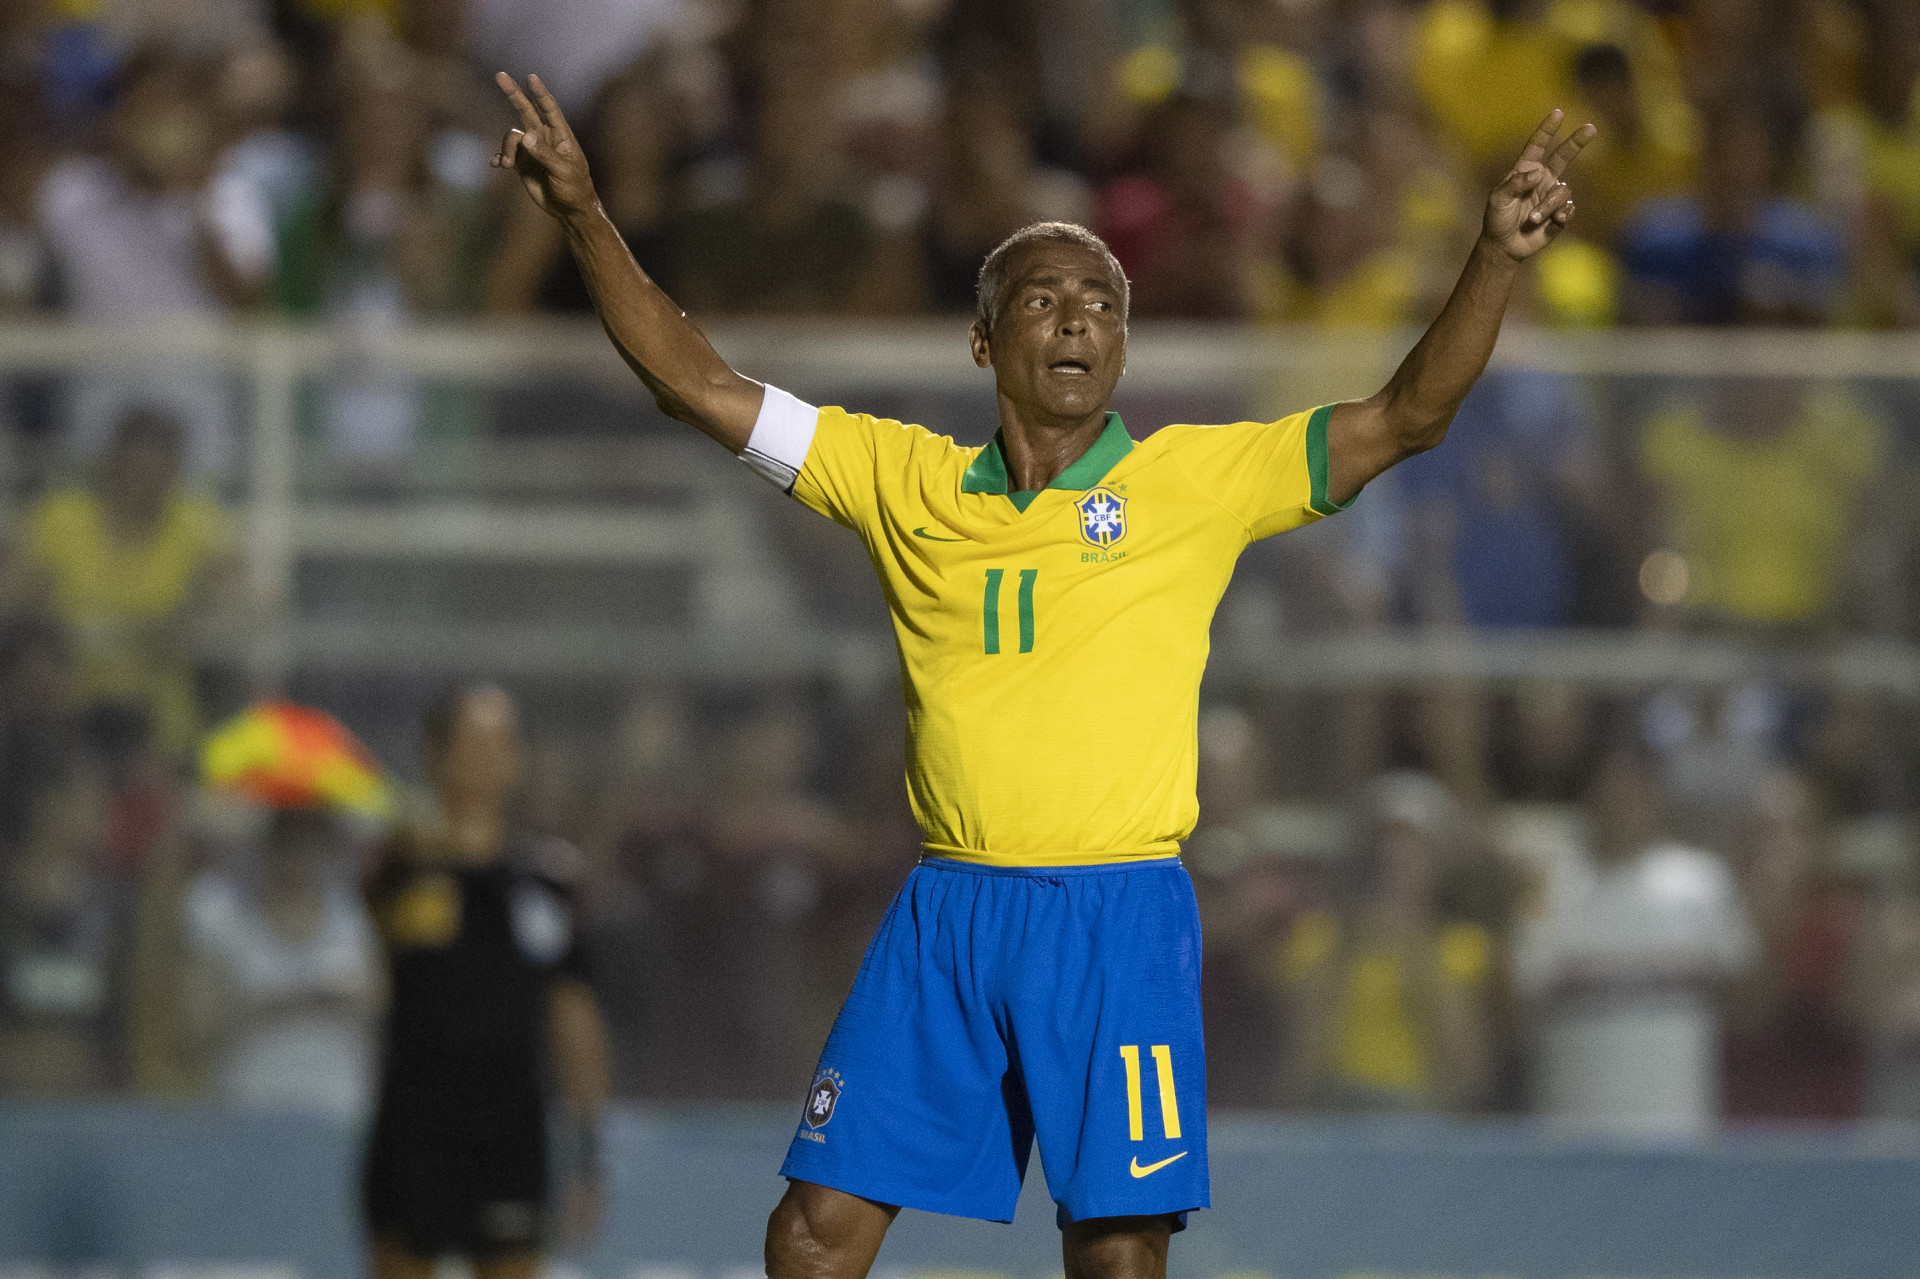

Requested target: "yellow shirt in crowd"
[
  {"left": 1281, "top": 908, "right": 1493, "bottom": 1100},
  {"left": 1413, "top": 0, "right": 1578, "bottom": 168},
  {"left": 1640, "top": 393, "right": 1881, "bottom": 625},
  {"left": 26, "top": 489, "right": 231, "bottom": 757}
]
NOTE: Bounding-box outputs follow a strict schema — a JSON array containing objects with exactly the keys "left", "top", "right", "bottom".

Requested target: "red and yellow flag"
[{"left": 201, "top": 701, "right": 395, "bottom": 819}]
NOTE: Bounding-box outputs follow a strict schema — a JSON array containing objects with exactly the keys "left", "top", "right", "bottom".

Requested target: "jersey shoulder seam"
[
  {"left": 1157, "top": 427, "right": 1257, "bottom": 541},
  {"left": 865, "top": 420, "right": 971, "bottom": 512}
]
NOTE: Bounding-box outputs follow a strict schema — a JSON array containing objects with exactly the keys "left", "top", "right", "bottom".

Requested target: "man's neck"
[
  {"left": 103, "top": 494, "right": 166, "bottom": 544},
  {"left": 436, "top": 798, "right": 507, "bottom": 865},
  {"left": 996, "top": 401, "right": 1110, "bottom": 492}
]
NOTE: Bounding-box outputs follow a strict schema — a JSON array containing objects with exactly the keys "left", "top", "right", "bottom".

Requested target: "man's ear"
[{"left": 969, "top": 319, "right": 992, "bottom": 369}]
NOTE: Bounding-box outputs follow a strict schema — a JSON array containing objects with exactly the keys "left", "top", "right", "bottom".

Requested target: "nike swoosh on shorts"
[{"left": 1128, "top": 1152, "right": 1188, "bottom": 1178}]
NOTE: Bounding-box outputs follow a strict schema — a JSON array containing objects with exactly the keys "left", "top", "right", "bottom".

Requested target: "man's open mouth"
[{"left": 1049, "top": 360, "right": 1091, "bottom": 374}]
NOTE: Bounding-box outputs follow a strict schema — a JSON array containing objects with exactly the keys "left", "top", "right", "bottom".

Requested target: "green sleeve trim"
[{"left": 1306, "top": 403, "right": 1357, "bottom": 516}]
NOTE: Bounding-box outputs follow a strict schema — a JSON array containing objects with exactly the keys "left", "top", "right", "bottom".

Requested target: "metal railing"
[{"left": 2, "top": 319, "right": 1917, "bottom": 695}]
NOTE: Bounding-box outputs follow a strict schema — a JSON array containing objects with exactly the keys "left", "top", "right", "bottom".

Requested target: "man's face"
[
  {"left": 1579, "top": 72, "right": 1639, "bottom": 136},
  {"left": 111, "top": 72, "right": 214, "bottom": 194},
  {"left": 103, "top": 435, "right": 179, "bottom": 525},
  {"left": 1704, "top": 114, "right": 1774, "bottom": 230},
  {"left": 434, "top": 687, "right": 524, "bottom": 799},
  {"left": 971, "top": 241, "right": 1127, "bottom": 425}
]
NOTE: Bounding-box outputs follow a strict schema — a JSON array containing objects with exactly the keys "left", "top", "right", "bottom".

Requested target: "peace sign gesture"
[
  {"left": 1482, "top": 109, "right": 1596, "bottom": 261},
  {"left": 491, "top": 71, "right": 599, "bottom": 221}
]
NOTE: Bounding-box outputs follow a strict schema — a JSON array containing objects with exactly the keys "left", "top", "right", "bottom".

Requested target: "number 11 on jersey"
[
  {"left": 982, "top": 569, "right": 1038, "bottom": 655},
  {"left": 1119, "top": 1044, "right": 1182, "bottom": 1140}
]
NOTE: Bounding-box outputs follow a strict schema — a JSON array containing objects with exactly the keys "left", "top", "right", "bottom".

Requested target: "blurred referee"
[{"left": 362, "top": 683, "right": 611, "bottom": 1279}]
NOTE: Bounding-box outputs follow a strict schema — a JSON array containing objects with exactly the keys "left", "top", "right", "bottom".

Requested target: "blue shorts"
[{"left": 780, "top": 856, "right": 1208, "bottom": 1227}]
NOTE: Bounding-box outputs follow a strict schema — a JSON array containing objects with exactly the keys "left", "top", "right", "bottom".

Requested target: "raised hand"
[
  {"left": 1482, "top": 110, "right": 1596, "bottom": 262},
  {"left": 492, "top": 72, "right": 598, "bottom": 220}
]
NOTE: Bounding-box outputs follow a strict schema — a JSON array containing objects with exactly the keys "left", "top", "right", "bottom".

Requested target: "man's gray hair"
[{"left": 975, "top": 222, "right": 1130, "bottom": 332}]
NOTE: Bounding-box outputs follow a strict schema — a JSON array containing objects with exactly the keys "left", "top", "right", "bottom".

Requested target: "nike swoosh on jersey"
[
  {"left": 1128, "top": 1152, "right": 1188, "bottom": 1178},
  {"left": 912, "top": 526, "right": 967, "bottom": 542}
]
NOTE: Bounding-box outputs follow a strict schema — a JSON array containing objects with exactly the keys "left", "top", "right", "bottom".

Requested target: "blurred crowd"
[
  {"left": 0, "top": 0, "right": 1907, "bottom": 484},
  {"left": 0, "top": 400, "right": 1918, "bottom": 1133},
  {"left": 11, "top": 634, "right": 1920, "bottom": 1138},
  {"left": 1, "top": 0, "right": 1920, "bottom": 1135},
  {"left": 0, "top": 0, "right": 1909, "bottom": 349}
]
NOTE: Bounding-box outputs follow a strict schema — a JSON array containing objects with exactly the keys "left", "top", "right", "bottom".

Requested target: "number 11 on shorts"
[{"left": 1118, "top": 1044, "right": 1182, "bottom": 1141}]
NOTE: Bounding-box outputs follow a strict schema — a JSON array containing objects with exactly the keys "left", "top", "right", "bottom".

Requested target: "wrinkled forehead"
[{"left": 1003, "top": 241, "right": 1126, "bottom": 301}]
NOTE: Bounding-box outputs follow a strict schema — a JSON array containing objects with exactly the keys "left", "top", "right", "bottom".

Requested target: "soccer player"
[
  {"left": 362, "top": 684, "right": 610, "bottom": 1279},
  {"left": 490, "top": 70, "right": 1591, "bottom": 1279}
]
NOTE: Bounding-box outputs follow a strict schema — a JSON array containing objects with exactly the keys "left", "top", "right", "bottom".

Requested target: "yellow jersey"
[
  {"left": 26, "top": 487, "right": 231, "bottom": 758},
  {"left": 744, "top": 387, "right": 1349, "bottom": 866},
  {"left": 1640, "top": 391, "right": 1880, "bottom": 625},
  {"left": 1276, "top": 909, "right": 1493, "bottom": 1102}
]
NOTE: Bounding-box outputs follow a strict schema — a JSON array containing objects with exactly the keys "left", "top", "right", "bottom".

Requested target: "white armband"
[{"left": 740, "top": 384, "right": 819, "bottom": 494}]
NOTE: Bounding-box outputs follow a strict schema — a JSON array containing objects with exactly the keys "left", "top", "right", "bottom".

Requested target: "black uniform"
[{"left": 362, "top": 836, "right": 588, "bottom": 1257}]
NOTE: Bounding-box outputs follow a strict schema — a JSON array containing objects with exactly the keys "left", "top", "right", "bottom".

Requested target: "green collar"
[{"left": 961, "top": 412, "right": 1134, "bottom": 509}]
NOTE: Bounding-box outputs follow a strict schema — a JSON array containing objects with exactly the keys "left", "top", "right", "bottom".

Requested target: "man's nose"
[{"left": 1058, "top": 310, "right": 1088, "bottom": 335}]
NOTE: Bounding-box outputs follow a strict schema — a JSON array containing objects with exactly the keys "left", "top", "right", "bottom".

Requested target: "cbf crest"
[
  {"left": 1076, "top": 487, "right": 1127, "bottom": 548},
  {"left": 804, "top": 1067, "right": 845, "bottom": 1129}
]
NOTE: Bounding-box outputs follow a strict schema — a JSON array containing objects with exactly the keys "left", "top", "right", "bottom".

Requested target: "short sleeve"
[
  {"left": 1167, "top": 404, "right": 1351, "bottom": 540},
  {"left": 532, "top": 843, "right": 594, "bottom": 985},
  {"left": 23, "top": 491, "right": 86, "bottom": 584},
  {"left": 1807, "top": 392, "right": 1883, "bottom": 485},
  {"left": 739, "top": 385, "right": 877, "bottom": 530},
  {"left": 508, "top": 837, "right": 593, "bottom": 983},
  {"left": 205, "top": 169, "right": 275, "bottom": 282},
  {"left": 1663, "top": 848, "right": 1757, "bottom": 977},
  {"left": 791, "top": 408, "right": 888, "bottom": 530},
  {"left": 179, "top": 497, "right": 235, "bottom": 566},
  {"left": 23, "top": 495, "right": 58, "bottom": 570}
]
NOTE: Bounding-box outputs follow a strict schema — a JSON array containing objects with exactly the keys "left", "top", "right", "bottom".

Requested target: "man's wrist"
[
  {"left": 1472, "top": 234, "right": 1526, "bottom": 270},
  {"left": 559, "top": 199, "right": 612, "bottom": 240}
]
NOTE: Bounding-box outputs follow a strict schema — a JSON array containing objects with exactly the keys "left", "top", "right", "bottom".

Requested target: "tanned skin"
[{"left": 490, "top": 69, "right": 1591, "bottom": 1279}]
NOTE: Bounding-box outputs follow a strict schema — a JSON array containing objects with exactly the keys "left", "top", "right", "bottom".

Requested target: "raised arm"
[
  {"left": 1325, "top": 111, "right": 1596, "bottom": 504},
  {"left": 492, "top": 72, "right": 763, "bottom": 451}
]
